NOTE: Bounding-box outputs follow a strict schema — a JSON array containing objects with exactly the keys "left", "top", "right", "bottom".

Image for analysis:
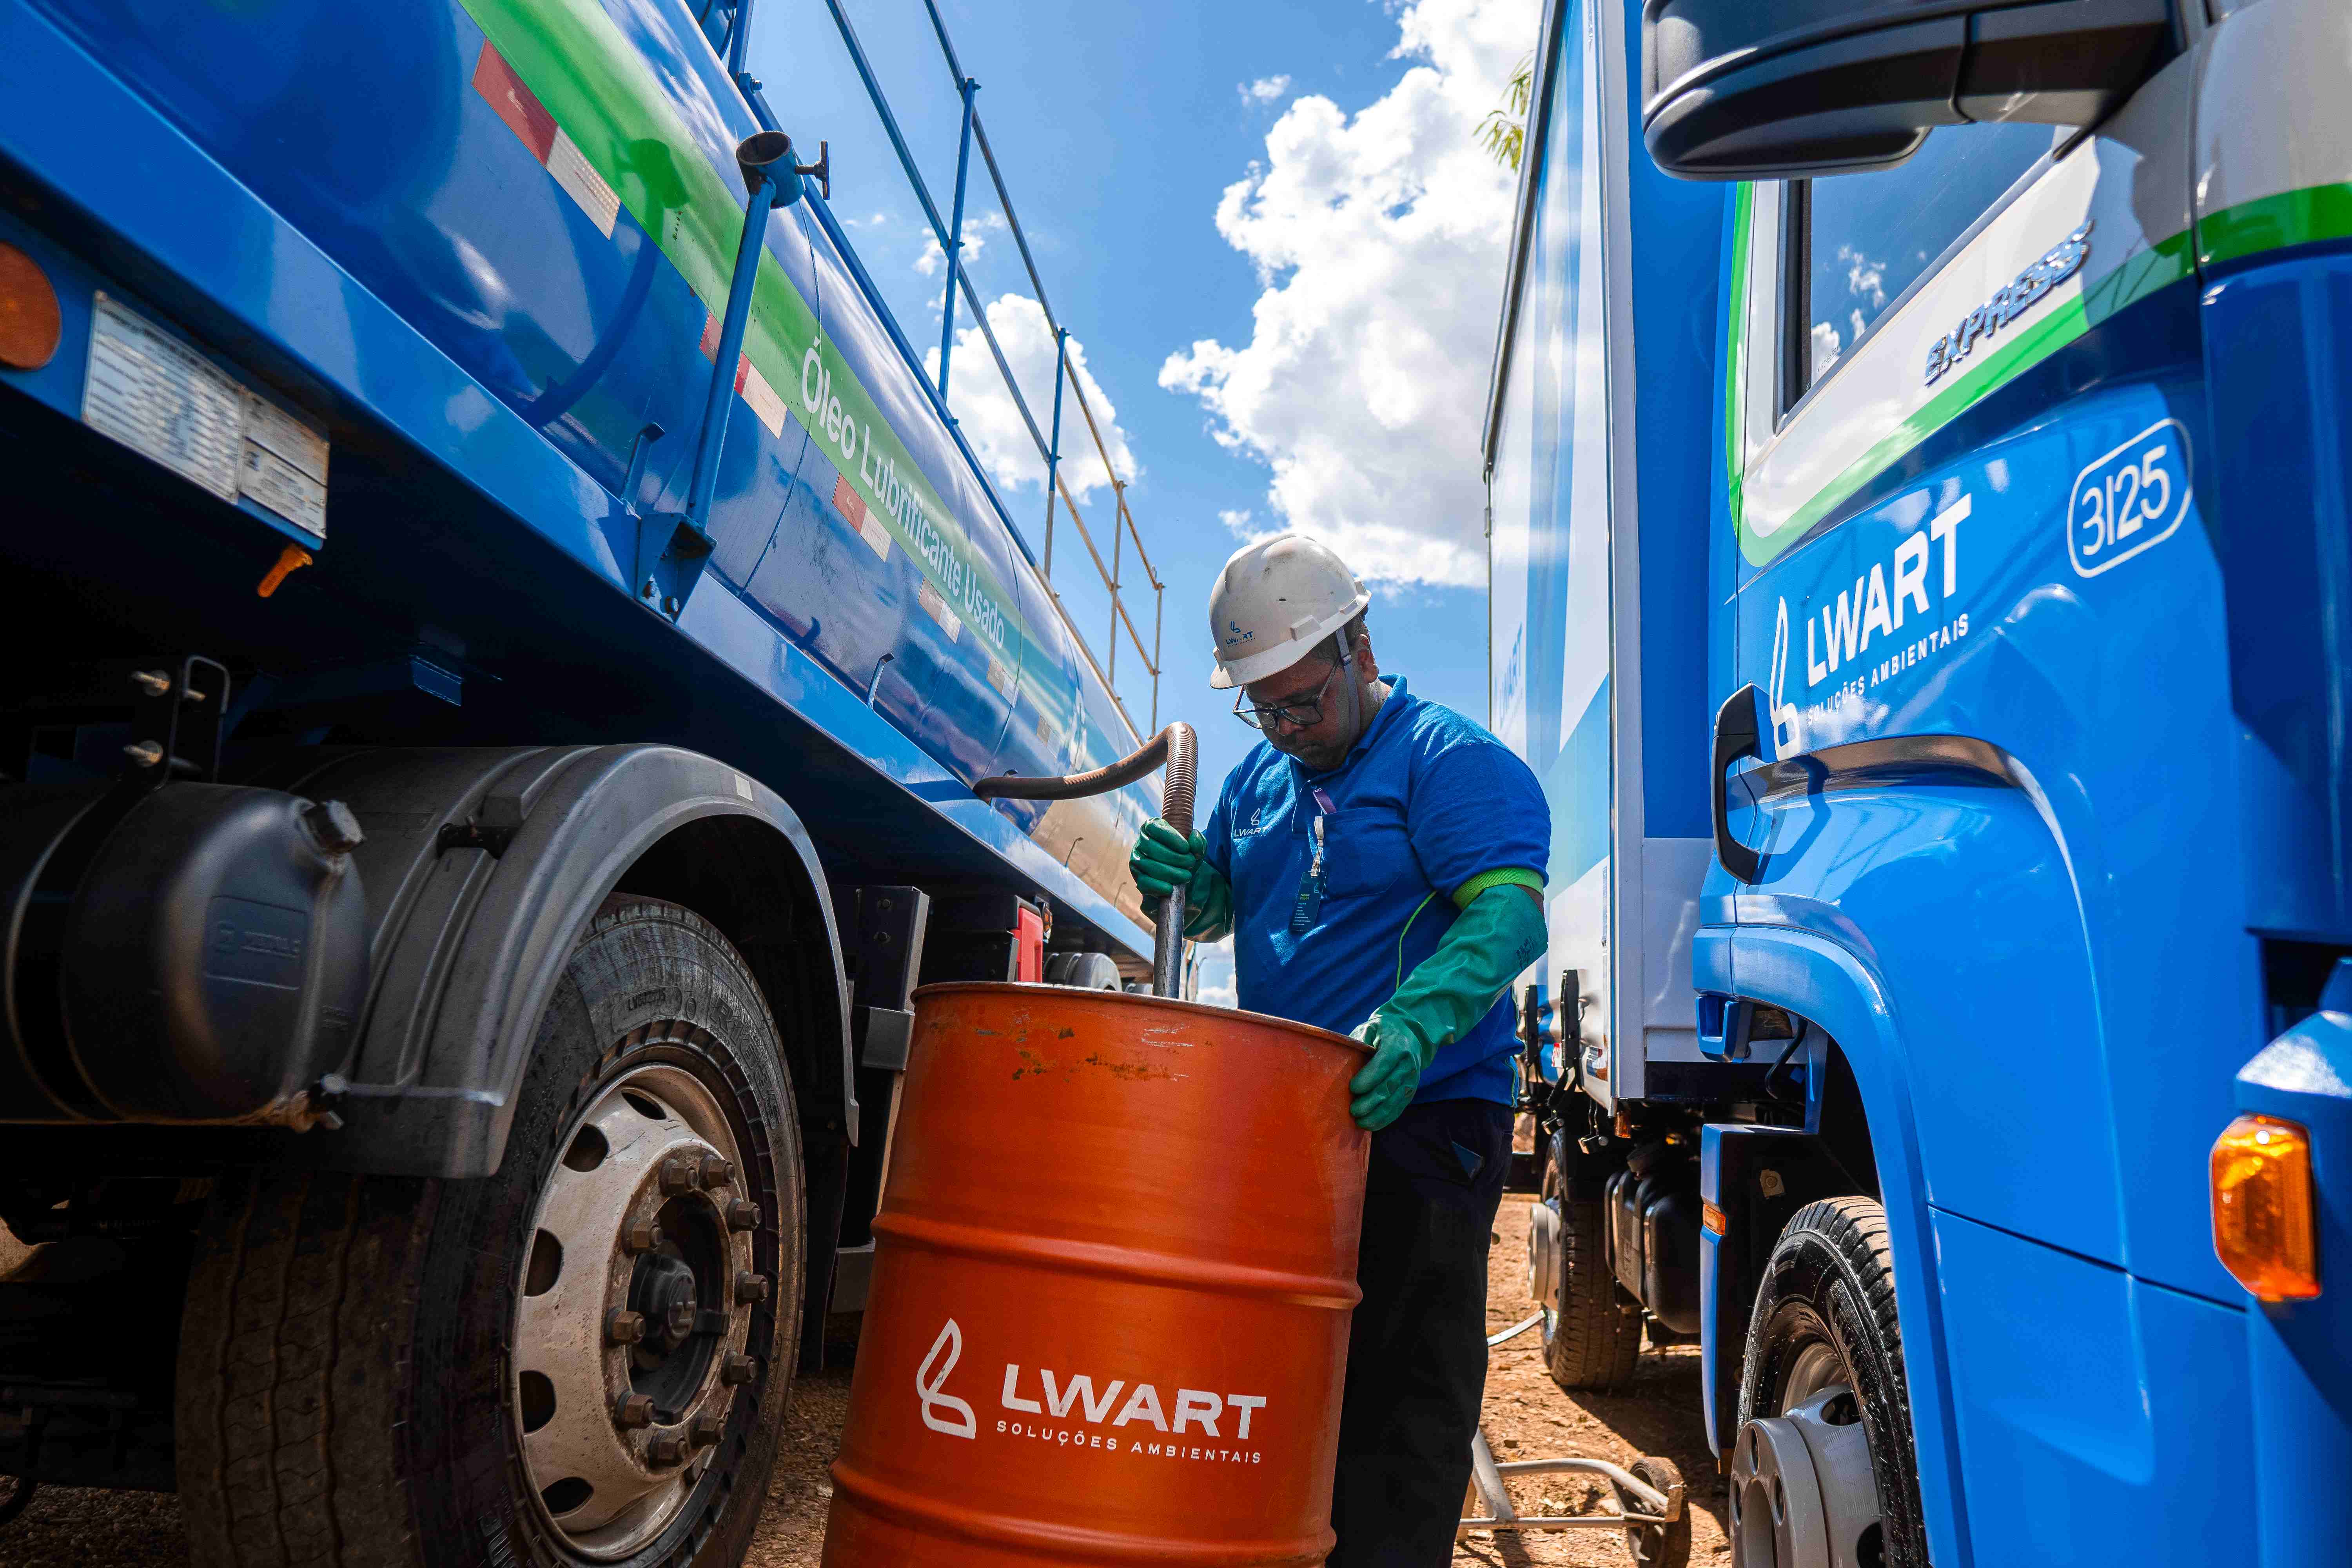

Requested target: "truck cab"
[{"left": 1487, "top": 1, "right": 2352, "bottom": 1563}]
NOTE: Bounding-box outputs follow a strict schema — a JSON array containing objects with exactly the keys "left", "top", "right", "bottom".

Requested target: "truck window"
[{"left": 1787, "top": 122, "right": 2054, "bottom": 407}]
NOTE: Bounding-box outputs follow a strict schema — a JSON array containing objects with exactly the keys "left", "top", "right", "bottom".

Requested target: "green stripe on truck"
[{"left": 456, "top": 0, "right": 1061, "bottom": 717}]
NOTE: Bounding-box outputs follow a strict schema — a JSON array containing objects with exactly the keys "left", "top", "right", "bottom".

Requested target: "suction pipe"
[{"left": 973, "top": 723, "right": 1196, "bottom": 997}]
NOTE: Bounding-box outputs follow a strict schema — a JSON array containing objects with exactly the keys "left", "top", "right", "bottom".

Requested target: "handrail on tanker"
[{"left": 713, "top": 0, "right": 1163, "bottom": 740}]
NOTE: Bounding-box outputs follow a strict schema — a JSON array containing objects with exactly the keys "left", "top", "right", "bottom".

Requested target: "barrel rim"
[
  {"left": 908, "top": 982, "right": 1372, "bottom": 1055},
  {"left": 869, "top": 1209, "right": 1364, "bottom": 1309}
]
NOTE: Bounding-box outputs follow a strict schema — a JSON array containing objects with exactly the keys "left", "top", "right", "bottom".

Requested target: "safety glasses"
[{"left": 1233, "top": 662, "right": 1340, "bottom": 733}]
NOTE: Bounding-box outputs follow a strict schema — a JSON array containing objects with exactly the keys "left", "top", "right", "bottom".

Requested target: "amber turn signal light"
[
  {"left": 2211, "top": 1114, "right": 2320, "bottom": 1301},
  {"left": 0, "top": 242, "right": 64, "bottom": 371}
]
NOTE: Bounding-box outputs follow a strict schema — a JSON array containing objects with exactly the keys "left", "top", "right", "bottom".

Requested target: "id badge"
[{"left": 1290, "top": 813, "right": 1327, "bottom": 932}]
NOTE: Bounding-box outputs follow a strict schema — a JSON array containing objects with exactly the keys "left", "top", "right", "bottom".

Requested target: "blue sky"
[{"left": 748, "top": 0, "right": 1536, "bottom": 1000}]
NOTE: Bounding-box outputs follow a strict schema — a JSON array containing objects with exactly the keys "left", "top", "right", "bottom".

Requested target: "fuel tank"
[
  {"left": 823, "top": 984, "right": 1370, "bottom": 1567},
  {"left": 2, "top": 780, "right": 365, "bottom": 1123}
]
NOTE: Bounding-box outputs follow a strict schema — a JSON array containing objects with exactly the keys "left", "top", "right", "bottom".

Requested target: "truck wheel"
[
  {"left": 1537, "top": 1146, "right": 1642, "bottom": 1392},
  {"left": 176, "top": 897, "right": 805, "bottom": 1568},
  {"left": 1731, "top": 1197, "right": 1924, "bottom": 1568}
]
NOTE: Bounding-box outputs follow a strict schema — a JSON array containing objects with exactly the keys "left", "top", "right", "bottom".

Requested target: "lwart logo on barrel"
[
  {"left": 914, "top": 1317, "right": 1272, "bottom": 1464},
  {"left": 916, "top": 1318, "right": 977, "bottom": 1437}
]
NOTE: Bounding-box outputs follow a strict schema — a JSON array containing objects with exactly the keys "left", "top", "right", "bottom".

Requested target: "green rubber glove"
[
  {"left": 1345, "top": 882, "right": 1548, "bottom": 1131},
  {"left": 1347, "top": 1013, "right": 1432, "bottom": 1131},
  {"left": 1128, "top": 819, "right": 1234, "bottom": 941}
]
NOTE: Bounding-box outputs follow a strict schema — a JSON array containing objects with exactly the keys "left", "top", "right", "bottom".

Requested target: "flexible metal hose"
[{"left": 974, "top": 722, "right": 1197, "bottom": 996}]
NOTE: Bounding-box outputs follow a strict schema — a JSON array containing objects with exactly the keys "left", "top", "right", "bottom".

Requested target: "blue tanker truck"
[
  {"left": 0, "top": 0, "right": 1171, "bottom": 1559},
  {"left": 1490, "top": 0, "right": 2352, "bottom": 1563}
]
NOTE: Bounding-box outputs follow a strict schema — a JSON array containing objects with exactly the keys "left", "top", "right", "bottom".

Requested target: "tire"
[
  {"left": 1539, "top": 1142, "right": 1642, "bottom": 1392},
  {"left": 1623, "top": 1454, "right": 1690, "bottom": 1568},
  {"left": 1736, "top": 1197, "right": 1925, "bottom": 1568},
  {"left": 176, "top": 897, "right": 807, "bottom": 1568}
]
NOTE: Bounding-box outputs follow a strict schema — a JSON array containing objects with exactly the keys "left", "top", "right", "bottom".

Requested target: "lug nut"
[
  {"left": 612, "top": 1392, "right": 655, "bottom": 1429},
  {"left": 688, "top": 1411, "right": 724, "bottom": 1449},
  {"left": 696, "top": 1153, "right": 735, "bottom": 1189},
  {"left": 131, "top": 669, "right": 171, "bottom": 696},
  {"left": 720, "top": 1353, "right": 757, "bottom": 1387},
  {"left": 733, "top": 1270, "right": 769, "bottom": 1305},
  {"left": 647, "top": 1431, "right": 689, "bottom": 1467},
  {"left": 622, "top": 1219, "right": 664, "bottom": 1254},
  {"left": 657, "top": 1156, "right": 696, "bottom": 1196},
  {"left": 123, "top": 740, "right": 163, "bottom": 768},
  {"left": 664, "top": 1298, "right": 697, "bottom": 1339},
  {"left": 606, "top": 1308, "right": 646, "bottom": 1345},
  {"left": 724, "top": 1200, "right": 761, "bottom": 1233}
]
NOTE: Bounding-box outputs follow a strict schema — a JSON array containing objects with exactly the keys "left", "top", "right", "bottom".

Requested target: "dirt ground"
[
  {"left": 1452, "top": 1196, "right": 1730, "bottom": 1567},
  {"left": 1, "top": 1196, "right": 1727, "bottom": 1566}
]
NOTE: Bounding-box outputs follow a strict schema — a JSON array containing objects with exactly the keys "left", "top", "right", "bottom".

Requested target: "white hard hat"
[{"left": 1206, "top": 535, "right": 1369, "bottom": 689}]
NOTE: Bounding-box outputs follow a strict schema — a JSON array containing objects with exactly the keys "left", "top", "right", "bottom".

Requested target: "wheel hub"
[
  {"left": 1526, "top": 1196, "right": 1561, "bottom": 1309},
  {"left": 630, "top": 1255, "right": 702, "bottom": 1354},
  {"left": 1729, "top": 1385, "right": 1881, "bottom": 1568},
  {"left": 510, "top": 1064, "right": 767, "bottom": 1558}
]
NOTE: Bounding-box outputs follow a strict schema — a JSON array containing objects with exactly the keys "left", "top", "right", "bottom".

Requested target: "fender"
[
  {"left": 1698, "top": 747, "right": 2116, "bottom": 1568},
  {"left": 256, "top": 744, "right": 852, "bottom": 1178},
  {"left": 1701, "top": 921, "right": 1970, "bottom": 1568}
]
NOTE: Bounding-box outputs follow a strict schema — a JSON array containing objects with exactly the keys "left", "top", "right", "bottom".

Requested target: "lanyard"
[{"left": 1290, "top": 789, "right": 1337, "bottom": 932}]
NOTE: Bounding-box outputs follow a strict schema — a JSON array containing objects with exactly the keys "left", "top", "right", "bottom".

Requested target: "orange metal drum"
[{"left": 822, "top": 982, "right": 1370, "bottom": 1567}]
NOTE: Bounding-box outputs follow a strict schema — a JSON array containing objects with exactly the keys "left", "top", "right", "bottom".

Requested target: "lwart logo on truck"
[
  {"left": 915, "top": 1318, "right": 1271, "bottom": 1466},
  {"left": 1769, "top": 494, "right": 1972, "bottom": 750}
]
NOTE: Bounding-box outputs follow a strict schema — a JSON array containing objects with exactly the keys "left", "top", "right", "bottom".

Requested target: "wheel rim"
[
  {"left": 1780, "top": 1342, "right": 1846, "bottom": 1407},
  {"left": 510, "top": 1058, "right": 761, "bottom": 1559},
  {"left": 1533, "top": 1190, "right": 1564, "bottom": 1345},
  {"left": 1729, "top": 1331, "right": 1883, "bottom": 1567}
]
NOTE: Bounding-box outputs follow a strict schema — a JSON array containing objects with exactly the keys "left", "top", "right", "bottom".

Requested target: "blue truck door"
[{"left": 1720, "top": 51, "right": 2258, "bottom": 1566}]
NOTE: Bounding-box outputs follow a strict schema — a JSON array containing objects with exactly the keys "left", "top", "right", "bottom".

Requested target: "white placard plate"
[{"left": 84, "top": 292, "right": 242, "bottom": 503}]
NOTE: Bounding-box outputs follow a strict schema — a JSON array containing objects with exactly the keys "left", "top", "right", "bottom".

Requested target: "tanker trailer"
[{"left": 0, "top": 0, "right": 1164, "bottom": 1559}]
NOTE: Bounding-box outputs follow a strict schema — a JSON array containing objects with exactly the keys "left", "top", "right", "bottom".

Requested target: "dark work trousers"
[{"left": 1328, "top": 1096, "right": 1514, "bottom": 1568}]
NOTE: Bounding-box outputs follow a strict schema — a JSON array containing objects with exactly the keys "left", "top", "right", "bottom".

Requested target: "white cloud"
[
  {"left": 1838, "top": 243, "right": 1887, "bottom": 310},
  {"left": 1219, "top": 508, "right": 1254, "bottom": 530},
  {"left": 1162, "top": 0, "right": 1526, "bottom": 588},
  {"left": 912, "top": 234, "right": 962, "bottom": 277},
  {"left": 1240, "top": 74, "right": 1293, "bottom": 105},
  {"left": 1810, "top": 321, "right": 1842, "bottom": 381},
  {"left": 926, "top": 292, "right": 1139, "bottom": 503},
  {"left": 915, "top": 212, "right": 1005, "bottom": 279}
]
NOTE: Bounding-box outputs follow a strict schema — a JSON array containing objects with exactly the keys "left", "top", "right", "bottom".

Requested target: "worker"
[{"left": 1129, "top": 534, "right": 1548, "bottom": 1566}]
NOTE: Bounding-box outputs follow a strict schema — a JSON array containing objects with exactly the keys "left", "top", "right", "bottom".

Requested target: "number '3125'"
[{"left": 2068, "top": 418, "right": 2192, "bottom": 578}]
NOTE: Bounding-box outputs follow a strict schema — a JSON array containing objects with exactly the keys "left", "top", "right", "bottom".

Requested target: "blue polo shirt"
[{"left": 1200, "top": 677, "right": 1549, "bottom": 1105}]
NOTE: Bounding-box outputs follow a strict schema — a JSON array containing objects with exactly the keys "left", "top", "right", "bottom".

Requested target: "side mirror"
[{"left": 1642, "top": 0, "right": 2176, "bottom": 180}]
